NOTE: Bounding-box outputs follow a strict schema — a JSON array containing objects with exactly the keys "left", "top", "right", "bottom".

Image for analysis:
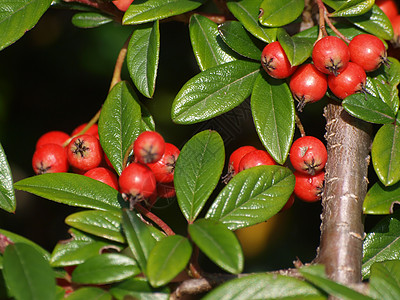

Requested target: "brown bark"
[{"left": 315, "top": 102, "right": 372, "bottom": 284}]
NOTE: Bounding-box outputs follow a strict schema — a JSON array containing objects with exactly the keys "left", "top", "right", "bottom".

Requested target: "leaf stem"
[
  {"left": 295, "top": 112, "right": 306, "bottom": 137},
  {"left": 134, "top": 203, "right": 176, "bottom": 236},
  {"left": 109, "top": 36, "right": 131, "bottom": 91}
]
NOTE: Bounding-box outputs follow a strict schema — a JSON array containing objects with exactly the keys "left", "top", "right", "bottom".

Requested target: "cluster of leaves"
[{"left": 1, "top": 0, "right": 400, "bottom": 299}]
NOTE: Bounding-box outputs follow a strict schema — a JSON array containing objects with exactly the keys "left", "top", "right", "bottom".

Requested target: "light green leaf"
[
  {"left": 363, "top": 181, "right": 400, "bottom": 214},
  {"left": 0, "top": 143, "right": 15, "bottom": 212},
  {"left": 110, "top": 277, "right": 170, "bottom": 300},
  {"left": 277, "top": 28, "right": 313, "bottom": 66},
  {"left": 369, "top": 260, "right": 400, "bottom": 299},
  {"left": 259, "top": 0, "right": 304, "bottom": 27},
  {"left": 71, "top": 12, "right": 113, "bottom": 28},
  {"left": 329, "top": 0, "right": 375, "bottom": 17}
]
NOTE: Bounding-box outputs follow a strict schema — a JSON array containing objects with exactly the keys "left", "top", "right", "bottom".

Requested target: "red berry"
[
  {"left": 294, "top": 171, "right": 325, "bottom": 202},
  {"left": 84, "top": 167, "right": 119, "bottom": 190},
  {"left": 289, "top": 136, "right": 327, "bottom": 175},
  {"left": 289, "top": 64, "right": 328, "bottom": 111},
  {"left": 349, "top": 34, "right": 388, "bottom": 72},
  {"left": 36, "top": 131, "right": 70, "bottom": 149},
  {"left": 312, "top": 36, "right": 350, "bottom": 76},
  {"left": 238, "top": 150, "right": 276, "bottom": 172},
  {"left": 328, "top": 62, "right": 366, "bottom": 99},
  {"left": 376, "top": 0, "right": 398, "bottom": 21},
  {"left": 261, "top": 41, "right": 297, "bottom": 79},
  {"left": 71, "top": 123, "right": 99, "bottom": 139},
  {"left": 66, "top": 134, "right": 103, "bottom": 172},
  {"left": 119, "top": 162, "right": 157, "bottom": 208},
  {"left": 32, "top": 144, "right": 69, "bottom": 174},
  {"left": 147, "top": 143, "right": 180, "bottom": 183},
  {"left": 157, "top": 181, "right": 176, "bottom": 199},
  {"left": 228, "top": 146, "right": 257, "bottom": 175},
  {"left": 134, "top": 131, "right": 165, "bottom": 164},
  {"left": 112, "top": 0, "right": 134, "bottom": 11}
]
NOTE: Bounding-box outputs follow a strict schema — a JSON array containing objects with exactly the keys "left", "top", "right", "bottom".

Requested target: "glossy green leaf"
[
  {"left": 123, "top": 0, "right": 206, "bottom": 25},
  {"left": 371, "top": 124, "right": 400, "bottom": 186},
  {"left": 66, "top": 287, "right": 112, "bottom": 300},
  {"left": 14, "top": 173, "right": 123, "bottom": 212},
  {"left": 50, "top": 229, "right": 124, "bottom": 267},
  {"left": 3, "top": 243, "right": 56, "bottom": 300},
  {"left": 66, "top": 210, "right": 124, "bottom": 243},
  {"left": 98, "top": 81, "right": 142, "bottom": 175},
  {"left": 72, "top": 253, "right": 140, "bottom": 284},
  {"left": 171, "top": 60, "right": 260, "bottom": 124},
  {"left": 369, "top": 260, "right": 400, "bottom": 299},
  {"left": 251, "top": 73, "right": 295, "bottom": 164},
  {"left": 0, "top": 0, "right": 52, "bottom": 51},
  {"left": 363, "top": 181, "right": 400, "bottom": 214},
  {"left": 189, "top": 14, "right": 238, "bottom": 71},
  {"left": 329, "top": 0, "right": 374, "bottom": 17},
  {"left": 147, "top": 235, "right": 192, "bottom": 287},
  {"left": 218, "top": 21, "right": 264, "bottom": 60},
  {"left": 259, "top": 0, "right": 304, "bottom": 27},
  {"left": 127, "top": 21, "right": 160, "bottom": 98},
  {"left": 110, "top": 277, "right": 170, "bottom": 300},
  {"left": 122, "top": 209, "right": 157, "bottom": 275},
  {"left": 362, "top": 210, "right": 400, "bottom": 278},
  {"left": 277, "top": 29, "right": 313, "bottom": 66},
  {"left": 203, "top": 273, "right": 325, "bottom": 300},
  {"left": 206, "top": 165, "right": 295, "bottom": 230},
  {"left": 0, "top": 143, "right": 15, "bottom": 213},
  {"left": 342, "top": 93, "right": 396, "bottom": 124},
  {"left": 71, "top": 12, "right": 113, "bottom": 28},
  {"left": 175, "top": 130, "right": 225, "bottom": 222},
  {"left": 227, "top": 0, "right": 276, "bottom": 43},
  {"left": 188, "top": 219, "right": 243, "bottom": 274}
]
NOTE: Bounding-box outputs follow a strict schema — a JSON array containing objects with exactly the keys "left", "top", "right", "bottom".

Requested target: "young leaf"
[
  {"left": 206, "top": 165, "right": 295, "bottom": 230},
  {"left": 123, "top": 0, "right": 206, "bottom": 25},
  {"left": 71, "top": 12, "right": 113, "bottom": 28},
  {"left": 127, "top": 21, "right": 160, "bottom": 98},
  {"left": 371, "top": 123, "right": 400, "bottom": 186},
  {"left": 0, "top": 0, "right": 52, "bottom": 51},
  {"left": 3, "top": 243, "right": 56, "bottom": 300},
  {"left": 174, "top": 130, "right": 225, "bottom": 223},
  {"left": 71, "top": 253, "right": 140, "bottom": 284},
  {"left": 329, "top": 0, "right": 375, "bottom": 17},
  {"left": 189, "top": 14, "right": 238, "bottom": 71},
  {"left": 171, "top": 60, "right": 260, "bottom": 124},
  {"left": 202, "top": 273, "right": 325, "bottom": 300},
  {"left": 259, "top": 0, "right": 304, "bottom": 27},
  {"left": 0, "top": 143, "right": 15, "bottom": 213},
  {"left": 188, "top": 219, "right": 243, "bottom": 274},
  {"left": 369, "top": 260, "right": 400, "bottom": 299},
  {"left": 226, "top": 0, "right": 277, "bottom": 43},
  {"left": 277, "top": 28, "right": 313, "bottom": 66},
  {"left": 363, "top": 181, "right": 400, "bottom": 214},
  {"left": 362, "top": 210, "right": 400, "bottom": 278},
  {"left": 218, "top": 21, "right": 264, "bottom": 60},
  {"left": 98, "top": 81, "right": 142, "bottom": 175},
  {"left": 14, "top": 173, "right": 124, "bottom": 213},
  {"left": 65, "top": 210, "right": 125, "bottom": 243},
  {"left": 110, "top": 277, "right": 169, "bottom": 300},
  {"left": 251, "top": 73, "right": 295, "bottom": 164},
  {"left": 147, "top": 235, "right": 192, "bottom": 287},
  {"left": 66, "top": 287, "right": 112, "bottom": 300},
  {"left": 122, "top": 209, "right": 157, "bottom": 275}
]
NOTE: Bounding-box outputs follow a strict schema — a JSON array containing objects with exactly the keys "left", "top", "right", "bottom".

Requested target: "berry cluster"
[
  {"left": 32, "top": 126, "right": 179, "bottom": 208},
  {"left": 261, "top": 34, "right": 388, "bottom": 110},
  {"left": 377, "top": 0, "right": 400, "bottom": 44}
]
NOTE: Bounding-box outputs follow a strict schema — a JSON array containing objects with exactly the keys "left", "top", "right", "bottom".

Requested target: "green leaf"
[
  {"left": 251, "top": 73, "right": 295, "bottom": 164},
  {"left": 0, "top": 143, "right": 15, "bottom": 212},
  {"left": 122, "top": 209, "right": 157, "bottom": 275},
  {"left": 171, "top": 60, "right": 260, "bottom": 124},
  {"left": 259, "top": 0, "right": 304, "bottom": 27},
  {"left": 71, "top": 253, "right": 140, "bottom": 284},
  {"left": 329, "top": 0, "right": 375, "bottom": 17},
  {"left": 342, "top": 93, "right": 396, "bottom": 124},
  {"left": 369, "top": 260, "right": 400, "bottom": 299},
  {"left": 3, "top": 243, "right": 56, "bottom": 300},
  {"left": 65, "top": 210, "right": 124, "bottom": 243},
  {"left": 0, "top": 0, "right": 52, "bottom": 51},
  {"left": 123, "top": 0, "right": 206, "bottom": 25},
  {"left": 277, "top": 29, "right": 313, "bottom": 66},
  {"left": 71, "top": 12, "right": 113, "bottom": 28},
  {"left": 50, "top": 229, "right": 123, "bottom": 267},
  {"left": 147, "top": 235, "right": 192, "bottom": 287},
  {"left": 127, "top": 21, "right": 160, "bottom": 98},
  {"left": 362, "top": 210, "right": 400, "bottom": 278},
  {"left": 175, "top": 130, "right": 225, "bottom": 222},
  {"left": 66, "top": 287, "right": 112, "bottom": 300},
  {"left": 188, "top": 219, "right": 243, "bottom": 274},
  {"left": 98, "top": 81, "right": 142, "bottom": 175},
  {"left": 202, "top": 273, "right": 325, "bottom": 300},
  {"left": 227, "top": 0, "right": 277, "bottom": 43},
  {"left": 110, "top": 277, "right": 170, "bottom": 300},
  {"left": 218, "top": 21, "right": 264, "bottom": 60},
  {"left": 371, "top": 124, "right": 400, "bottom": 186},
  {"left": 189, "top": 14, "right": 238, "bottom": 71},
  {"left": 206, "top": 165, "right": 295, "bottom": 230},
  {"left": 363, "top": 181, "right": 400, "bottom": 214},
  {"left": 14, "top": 173, "right": 124, "bottom": 212}
]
